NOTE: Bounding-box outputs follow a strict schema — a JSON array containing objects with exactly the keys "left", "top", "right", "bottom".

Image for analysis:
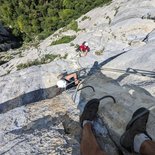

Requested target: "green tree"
[
  {"left": 17, "top": 15, "right": 25, "bottom": 32},
  {"left": 63, "top": 0, "right": 74, "bottom": 9},
  {"left": 59, "top": 9, "right": 75, "bottom": 21},
  {"left": 0, "top": 0, "right": 112, "bottom": 43},
  {"left": 31, "top": 19, "right": 40, "bottom": 33}
]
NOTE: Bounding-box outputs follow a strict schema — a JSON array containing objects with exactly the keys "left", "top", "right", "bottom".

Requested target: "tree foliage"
[{"left": 0, "top": 0, "right": 111, "bottom": 42}]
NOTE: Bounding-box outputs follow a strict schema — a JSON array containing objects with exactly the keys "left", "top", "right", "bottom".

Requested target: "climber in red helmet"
[{"left": 77, "top": 41, "right": 90, "bottom": 57}]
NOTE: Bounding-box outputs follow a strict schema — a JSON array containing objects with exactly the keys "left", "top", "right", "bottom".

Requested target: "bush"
[
  {"left": 38, "top": 31, "right": 51, "bottom": 40},
  {"left": 95, "top": 50, "right": 104, "bottom": 56},
  {"left": 41, "top": 54, "right": 59, "bottom": 63},
  {"left": 66, "top": 20, "right": 79, "bottom": 32},
  {"left": 17, "top": 60, "right": 41, "bottom": 70},
  {"left": 51, "top": 36, "right": 76, "bottom": 45},
  {"left": 70, "top": 43, "right": 75, "bottom": 46},
  {"left": 0, "top": 0, "right": 112, "bottom": 44},
  {"left": 81, "top": 16, "right": 91, "bottom": 21},
  {"left": 17, "top": 54, "right": 59, "bottom": 70}
]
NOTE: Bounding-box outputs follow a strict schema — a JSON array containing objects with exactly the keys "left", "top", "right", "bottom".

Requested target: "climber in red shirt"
[{"left": 78, "top": 41, "right": 90, "bottom": 56}]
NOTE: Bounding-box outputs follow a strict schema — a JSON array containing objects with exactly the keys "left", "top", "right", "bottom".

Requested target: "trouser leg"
[{"left": 80, "top": 123, "right": 107, "bottom": 155}]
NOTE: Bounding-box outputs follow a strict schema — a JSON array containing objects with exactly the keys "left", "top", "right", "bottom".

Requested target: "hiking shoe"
[
  {"left": 120, "top": 107, "right": 151, "bottom": 153},
  {"left": 80, "top": 99, "right": 100, "bottom": 127}
]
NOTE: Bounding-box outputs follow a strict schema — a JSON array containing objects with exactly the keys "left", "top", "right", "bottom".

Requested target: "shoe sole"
[
  {"left": 126, "top": 107, "right": 149, "bottom": 130},
  {"left": 120, "top": 130, "right": 132, "bottom": 153},
  {"left": 80, "top": 98, "right": 100, "bottom": 127},
  {"left": 120, "top": 107, "right": 150, "bottom": 153}
]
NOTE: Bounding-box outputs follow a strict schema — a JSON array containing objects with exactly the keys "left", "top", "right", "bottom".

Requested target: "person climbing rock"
[
  {"left": 57, "top": 72, "right": 80, "bottom": 90},
  {"left": 77, "top": 41, "right": 90, "bottom": 57},
  {"left": 80, "top": 99, "right": 155, "bottom": 155}
]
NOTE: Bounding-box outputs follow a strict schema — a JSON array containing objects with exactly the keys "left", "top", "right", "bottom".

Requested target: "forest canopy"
[{"left": 0, "top": 0, "right": 111, "bottom": 42}]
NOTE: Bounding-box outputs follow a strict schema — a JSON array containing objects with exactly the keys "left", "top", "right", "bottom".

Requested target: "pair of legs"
[
  {"left": 81, "top": 123, "right": 106, "bottom": 155},
  {"left": 80, "top": 99, "right": 155, "bottom": 155},
  {"left": 65, "top": 73, "right": 79, "bottom": 85},
  {"left": 81, "top": 124, "right": 155, "bottom": 155},
  {"left": 79, "top": 50, "right": 88, "bottom": 57}
]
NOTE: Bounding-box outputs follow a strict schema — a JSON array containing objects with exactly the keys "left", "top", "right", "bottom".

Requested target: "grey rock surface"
[
  {"left": 145, "top": 29, "right": 155, "bottom": 43},
  {"left": 0, "top": 94, "right": 81, "bottom": 155},
  {"left": 0, "top": 0, "right": 155, "bottom": 154},
  {"left": 0, "top": 60, "right": 74, "bottom": 105},
  {"left": 0, "top": 90, "right": 120, "bottom": 155},
  {"left": 78, "top": 72, "right": 155, "bottom": 155},
  {"left": 0, "top": 71, "right": 155, "bottom": 155}
]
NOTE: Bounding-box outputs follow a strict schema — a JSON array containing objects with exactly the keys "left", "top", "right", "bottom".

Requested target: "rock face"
[
  {"left": 0, "top": 92, "right": 118, "bottom": 155},
  {"left": 0, "top": 71, "right": 155, "bottom": 155},
  {"left": 0, "top": 94, "right": 81, "bottom": 155},
  {"left": 79, "top": 72, "right": 155, "bottom": 154},
  {"left": 0, "top": 0, "right": 155, "bottom": 154},
  {"left": 0, "top": 0, "right": 155, "bottom": 96},
  {"left": 0, "top": 59, "right": 79, "bottom": 107}
]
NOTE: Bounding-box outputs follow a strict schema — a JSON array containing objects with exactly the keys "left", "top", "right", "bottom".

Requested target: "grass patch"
[
  {"left": 41, "top": 54, "right": 59, "bottom": 63},
  {"left": 70, "top": 43, "right": 75, "bottom": 46},
  {"left": 51, "top": 35, "right": 76, "bottom": 45},
  {"left": 4, "top": 54, "right": 14, "bottom": 60},
  {"left": 102, "top": 0, "right": 112, "bottom": 6},
  {"left": 62, "top": 20, "right": 81, "bottom": 32},
  {"left": 17, "top": 54, "right": 59, "bottom": 70},
  {"left": 0, "top": 53, "right": 14, "bottom": 65},
  {"left": 62, "top": 20, "right": 79, "bottom": 32},
  {"left": 17, "top": 60, "right": 41, "bottom": 70},
  {"left": 81, "top": 16, "right": 91, "bottom": 21},
  {"left": 66, "top": 20, "right": 79, "bottom": 32},
  {"left": 95, "top": 50, "right": 104, "bottom": 56}
]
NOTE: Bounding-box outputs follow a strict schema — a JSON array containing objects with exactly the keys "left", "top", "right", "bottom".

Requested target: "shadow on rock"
[
  {"left": 0, "top": 85, "right": 61, "bottom": 114},
  {"left": 9, "top": 114, "right": 81, "bottom": 140}
]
